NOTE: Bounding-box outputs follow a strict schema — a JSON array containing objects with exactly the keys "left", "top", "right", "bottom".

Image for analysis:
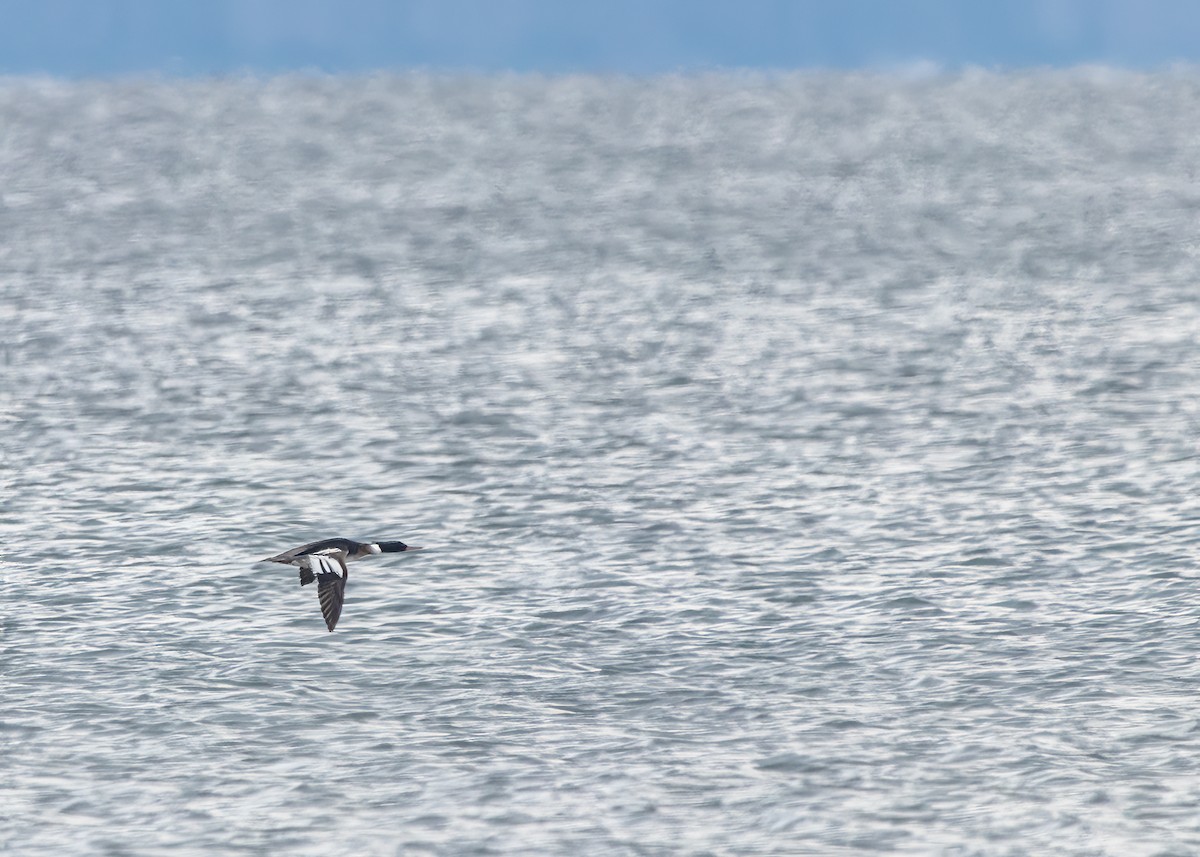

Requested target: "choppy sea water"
[{"left": 3, "top": 70, "right": 1200, "bottom": 855}]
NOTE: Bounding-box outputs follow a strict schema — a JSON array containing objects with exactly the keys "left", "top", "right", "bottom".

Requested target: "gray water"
[{"left": 4, "top": 71, "right": 1200, "bottom": 856}]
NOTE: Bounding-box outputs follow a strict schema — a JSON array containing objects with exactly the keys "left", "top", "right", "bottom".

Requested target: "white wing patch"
[
  {"left": 298, "top": 553, "right": 342, "bottom": 586},
  {"left": 309, "top": 554, "right": 338, "bottom": 574}
]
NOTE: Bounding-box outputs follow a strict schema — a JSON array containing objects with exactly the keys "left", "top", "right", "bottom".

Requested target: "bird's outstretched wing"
[
  {"left": 261, "top": 541, "right": 355, "bottom": 588},
  {"left": 316, "top": 570, "right": 346, "bottom": 632}
]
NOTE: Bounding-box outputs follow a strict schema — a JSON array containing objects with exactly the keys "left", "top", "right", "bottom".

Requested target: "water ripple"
[{"left": 5, "top": 71, "right": 1200, "bottom": 856}]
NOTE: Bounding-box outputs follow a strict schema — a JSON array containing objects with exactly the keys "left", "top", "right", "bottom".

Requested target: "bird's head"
[{"left": 375, "top": 540, "right": 422, "bottom": 553}]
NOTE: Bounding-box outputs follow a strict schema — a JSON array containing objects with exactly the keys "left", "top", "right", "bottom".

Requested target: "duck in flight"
[{"left": 261, "top": 538, "right": 423, "bottom": 632}]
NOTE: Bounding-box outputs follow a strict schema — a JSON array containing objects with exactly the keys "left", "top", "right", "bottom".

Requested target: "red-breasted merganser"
[{"left": 261, "top": 538, "right": 423, "bottom": 632}]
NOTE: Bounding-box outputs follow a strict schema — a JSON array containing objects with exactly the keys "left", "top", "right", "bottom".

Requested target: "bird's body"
[{"left": 261, "top": 538, "right": 421, "bottom": 631}]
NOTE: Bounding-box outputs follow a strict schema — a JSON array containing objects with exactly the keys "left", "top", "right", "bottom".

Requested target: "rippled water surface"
[{"left": 4, "top": 72, "right": 1200, "bottom": 855}]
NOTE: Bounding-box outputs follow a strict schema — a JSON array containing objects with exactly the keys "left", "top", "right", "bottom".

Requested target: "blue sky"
[{"left": 3, "top": 0, "right": 1200, "bottom": 76}]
